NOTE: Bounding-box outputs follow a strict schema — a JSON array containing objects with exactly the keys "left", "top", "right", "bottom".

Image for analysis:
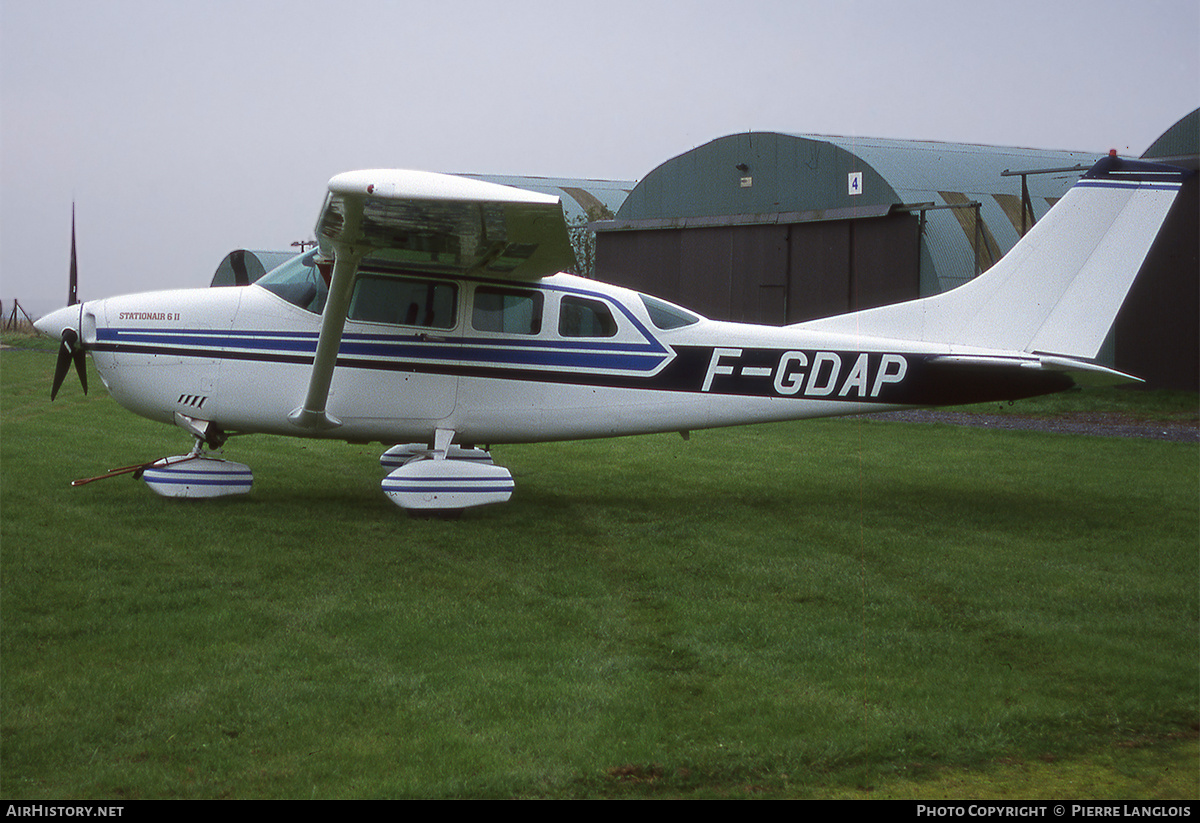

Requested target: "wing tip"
[{"left": 328, "top": 169, "right": 560, "bottom": 205}]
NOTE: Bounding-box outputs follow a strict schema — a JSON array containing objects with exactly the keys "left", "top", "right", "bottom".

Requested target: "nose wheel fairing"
[{"left": 140, "top": 453, "right": 253, "bottom": 498}]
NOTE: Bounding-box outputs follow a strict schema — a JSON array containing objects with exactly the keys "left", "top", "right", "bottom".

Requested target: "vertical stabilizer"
[{"left": 796, "top": 156, "right": 1191, "bottom": 359}]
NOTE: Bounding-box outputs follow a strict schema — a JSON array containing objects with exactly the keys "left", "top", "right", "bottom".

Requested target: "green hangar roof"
[
  {"left": 610, "top": 131, "right": 1096, "bottom": 222},
  {"left": 1142, "top": 107, "right": 1199, "bottom": 164}
]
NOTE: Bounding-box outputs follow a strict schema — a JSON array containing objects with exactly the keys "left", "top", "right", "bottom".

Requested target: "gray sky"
[{"left": 2, "top": 0, "right": 1197, "bottom": 317}]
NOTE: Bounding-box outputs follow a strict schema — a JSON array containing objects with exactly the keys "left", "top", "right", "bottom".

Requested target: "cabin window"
[
  {"left": 640, "top": 294, "right": 700, "bottom": 329},
  {"left": 348, "top": 276, "right": 457, "bottom": 328},
  {"left": 255, "top": 251, "right": 327, "bottom": 313},
  {"left": 472, "top": 287, "right": 542, "bottom": 335},
  {"left": 559, "top": 296, "right": 618, "bottom": 338}
]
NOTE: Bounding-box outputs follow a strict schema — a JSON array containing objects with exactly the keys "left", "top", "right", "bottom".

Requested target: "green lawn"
[{"left": 2, "top": 347, "right": 1196, "bottom": 799}]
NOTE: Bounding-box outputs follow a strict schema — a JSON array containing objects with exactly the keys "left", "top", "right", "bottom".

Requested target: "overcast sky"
[{"left": 2, "top": 0, "right": 1197, "bottom": 317}]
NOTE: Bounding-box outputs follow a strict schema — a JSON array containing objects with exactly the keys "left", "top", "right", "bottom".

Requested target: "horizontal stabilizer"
[
  {"left": 928, "top": 353, "right": 1140, "bottom": 387},
  {"left": 1034, "top": 354, "right": 1142, "bottom": 387}
]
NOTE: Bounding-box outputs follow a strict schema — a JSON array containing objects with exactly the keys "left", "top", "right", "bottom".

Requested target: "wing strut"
[
  {"left": 288, "top": 244, "right": 365, "bottom": 430},
  {"left": 289, "top": 182, "right": 371, "bottom": 430}
]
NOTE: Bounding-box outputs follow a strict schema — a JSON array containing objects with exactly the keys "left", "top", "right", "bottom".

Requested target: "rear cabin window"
[
  {"left": 348, "top": 276, "right": 457, "bottom": 328},
  {"left": 472, "top": 287, "right": 543, "bottom": 335},
  {"left": 559, "top": 296, "right": 618, "bottom": 338},
  {"left": 640, "top": 294, "right": 699, "bottom": 329}
]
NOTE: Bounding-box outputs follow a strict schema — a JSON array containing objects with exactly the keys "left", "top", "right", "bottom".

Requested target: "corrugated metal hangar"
[
  {"left": 593, "top": 133, "right": 1095, "bottom": 322},
  {"left": 592, "top": 113, "right": 1198, "bottom": 389}
]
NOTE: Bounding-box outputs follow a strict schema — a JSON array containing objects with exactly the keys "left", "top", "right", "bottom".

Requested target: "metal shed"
[
  {"left": 1119, "top": 108, "right": 1199, "bottom": 390},
  {"left": 593, "top": 132, "right": 1098, "bottom": 326},
  {"left": 210, "top": 249, "right": 299, "bottom": 286}
]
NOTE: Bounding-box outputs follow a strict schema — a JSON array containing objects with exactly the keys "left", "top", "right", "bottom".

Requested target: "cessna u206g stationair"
[{"left": 35, "top": 155, "right": 1191, "bottom": 511}]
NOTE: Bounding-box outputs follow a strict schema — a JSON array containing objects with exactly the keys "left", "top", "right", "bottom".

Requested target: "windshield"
[{"left": 255, "top": 250, "right": 327, "bottom": 313}]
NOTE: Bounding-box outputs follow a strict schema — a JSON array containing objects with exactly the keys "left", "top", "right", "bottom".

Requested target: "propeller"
[{"left": 49, "top": 204, "right": 88, "bottom": 400}]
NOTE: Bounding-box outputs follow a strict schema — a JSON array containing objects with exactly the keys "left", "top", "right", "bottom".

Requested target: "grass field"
[{"left": 1, "top": 343, "right": 1197, "bottom": 799}]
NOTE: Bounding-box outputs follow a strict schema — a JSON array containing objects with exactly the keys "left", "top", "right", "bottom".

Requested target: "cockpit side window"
[
  {"left": 473, "top": 287, "right": 542, "bottom": 335},
  {"left": 256, "top": 251, "right": 327, "bottom": 313},
  {"left": 559, "top": 296, "right": 618, "bottom": 338},
  {"left": 349, "top": 276, "right": 457, "bottom": 328}
]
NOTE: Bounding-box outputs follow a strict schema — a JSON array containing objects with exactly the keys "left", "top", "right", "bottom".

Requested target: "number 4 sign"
[{"left": 848, "top": 172, "right": 863, "bottom": 196}]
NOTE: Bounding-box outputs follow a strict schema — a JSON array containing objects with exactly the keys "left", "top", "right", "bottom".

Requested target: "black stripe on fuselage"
[{"left": 91, "top": 341, "right": 1074, "bottom": 406}]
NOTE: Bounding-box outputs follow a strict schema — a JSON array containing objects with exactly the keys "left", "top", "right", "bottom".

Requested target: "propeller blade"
[
  {"left": 72, "top": 346, "right": 88, "bottom": 395},
  {"left": 50, "top": 328, "right": 84, "bottom": 400},
  {"left": 68, "top": 203, "right": 79, "bottom": 306}
]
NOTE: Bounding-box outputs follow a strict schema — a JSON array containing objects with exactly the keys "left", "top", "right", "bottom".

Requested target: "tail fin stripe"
[{"left": 1078, "top": 179, "right": 1183, "bottom": 192}]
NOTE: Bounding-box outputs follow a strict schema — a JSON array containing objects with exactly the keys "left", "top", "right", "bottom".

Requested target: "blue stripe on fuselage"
[{"left": 95, "top": 327, "right": 673, "bottom": 374}]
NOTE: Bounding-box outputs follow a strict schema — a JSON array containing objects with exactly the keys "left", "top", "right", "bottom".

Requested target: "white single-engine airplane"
[{"left": 35, "top": 154, "right": 1190, "bottom": 511}]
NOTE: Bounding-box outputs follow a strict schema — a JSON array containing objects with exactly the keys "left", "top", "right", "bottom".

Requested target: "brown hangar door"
[
  {"left": 785, "top": 213, "right": 920, "bottom": 324},
  {"left": 595, "top": 212, "right": 920, "bottom": 327}
]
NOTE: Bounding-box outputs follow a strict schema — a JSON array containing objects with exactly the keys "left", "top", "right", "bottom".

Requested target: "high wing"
[
  {"left": 316, "top": 169, "right": 576, "bottom": 280},
  {"left": 291, "top": 170, "right": 577, "bottom": 431}
]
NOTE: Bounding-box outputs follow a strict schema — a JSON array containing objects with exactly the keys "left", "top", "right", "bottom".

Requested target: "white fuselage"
[{"left": 46, "top": 271, "right": 1063, "bottom": 448}]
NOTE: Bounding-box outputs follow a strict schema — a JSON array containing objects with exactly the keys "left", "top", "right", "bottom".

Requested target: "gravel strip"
[{"left": 862, "top": 410, "right": 1199, "bottom": 443}]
